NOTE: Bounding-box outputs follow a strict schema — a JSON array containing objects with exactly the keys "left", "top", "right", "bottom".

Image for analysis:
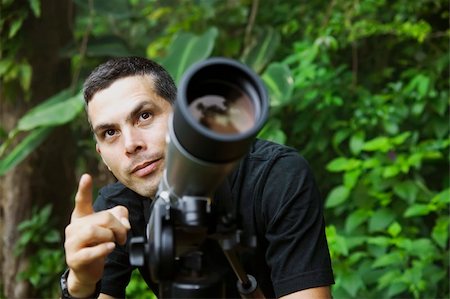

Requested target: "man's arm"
[{"left": 280, "top": 286, "right": 332, "bottom": 299}]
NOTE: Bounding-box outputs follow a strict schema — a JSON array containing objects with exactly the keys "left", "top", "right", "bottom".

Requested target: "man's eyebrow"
[
  {"left": 126, "top": 101, "right": 155, "bottom": 122},
  {"left": 92, "top": 123, "right": 114, "bottom": 137}
]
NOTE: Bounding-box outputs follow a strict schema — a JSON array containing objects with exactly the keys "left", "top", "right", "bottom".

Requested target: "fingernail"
[
  {"left": 106, "top": 242, "right": 115, "bottom": 250},
  {"left": 121, "top": 217, "right": 131, "bottom": 229}
]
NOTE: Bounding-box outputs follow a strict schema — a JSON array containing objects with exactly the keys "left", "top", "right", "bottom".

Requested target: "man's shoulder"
[
  {"left": 247, "top": 139, "right": 308, "bottom": 167},
  {"left": 249, "top": 139, "right": 299, "bottom": 157}
]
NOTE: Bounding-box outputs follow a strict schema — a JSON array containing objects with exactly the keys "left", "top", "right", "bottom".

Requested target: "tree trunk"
[{"left": 0, "top": 1, "right": 74, "bottom": 298}]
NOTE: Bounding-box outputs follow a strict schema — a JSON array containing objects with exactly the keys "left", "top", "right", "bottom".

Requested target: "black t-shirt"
[{"left": 93, "top": 139, "right": 334, "bottom": 298}]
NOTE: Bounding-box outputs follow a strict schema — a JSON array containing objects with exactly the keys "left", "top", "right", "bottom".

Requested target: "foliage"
[
  {"left": 1, "top": 0, "right": 448, "bottom": 298},
  {"left": 0, "top": 89, "right": 83, "bottom": 175},
  {"left": 15, "top": 204, "right": 65, "bottom": 298},
  {"left": 126, "top": 270, "right": 157, "bottom": 299},
  {"left": 275, "top": 1, "right": 449, "bottom": 298},
  {"left": 0, "top": 0, "right": 41, "bottom": 99}
]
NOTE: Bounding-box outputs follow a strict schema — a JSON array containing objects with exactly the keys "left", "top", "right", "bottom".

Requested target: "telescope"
[{"left": 130, "top": 57, "right": 268, "bottom": 298}]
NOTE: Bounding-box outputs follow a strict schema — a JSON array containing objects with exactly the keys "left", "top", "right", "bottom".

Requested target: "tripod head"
[{"left": 130, "top": 57, "right": 268, "bottom": 298}]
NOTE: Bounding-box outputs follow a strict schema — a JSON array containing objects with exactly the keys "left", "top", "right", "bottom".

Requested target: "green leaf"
[
  {"left": 39, "top": 205, "right": 52, "bottom": 222},
  {"left": 261, "top": 62, "right": 293, "bottom": 107},
  {"left": 349, "top": 131, "right": 365, "bottom": 155},
  {"left": 325, "top": 185, "right": 350, "bottom": 208},
  {"left": 368, "top": 236, "right": 390, "bottom": 246},
  {"left": 372, "top": 251, "right": 404, "bottom": 268},
  {"left": 28, "top": 0, "right": 41, "bottom": 17},
  {"left": 161, "top": 28, "right": 218, "bottom": 84},
  {"left": 382, "top": 165, "right": 400, "bottom": 178},
  {"left": 326, "top": 157, "right": 361, "bottom": 172},
  {"left": 0, "top": 127, "right": 53, "bottom": 176},
  {"left": 17, "top": 92, "right": 84, "bottom": 131},
  {"left": 19, "top": 63, "right": 32, "bottom": 91},
  {"left": 0, "top": 58, "right": 13, "bottom": 75},
  {"left": 9, "top": 18, "right": 23, "bottom": 39},
  {"left": 257, "top": 119, "right": 287, "bottom": 144},
  {"left": 44, "top": 230, "right": 61, "bottom": 243},
  {"left": 340, "top": 271, "right": 365, "bottom": 297},
  {"left": 431, "top": 188, "right": 450, "bottom": 205},
  {"left": 332, "top": 129, "right": 350, "bottom": 149},
  {"left": 387, "top": 282, "right": 408, "bottom": 297},
  {"left": 345, "top": 209, "right": 370, "bottom": 233},
  {"left": 410, "top": 239, "right": 437, "bottom": 257},
  {"left": 343, "top": 169, "right": 361, "bottom": 189},
  {"left": 404, "top": 204, "right": 433, "bottom": 217},
  {"left": 405, "top": 73, "right": 431, "bottom": 98},
  {"left": 241, "top": 26, "right": 280, "bottom": 73},
  {"left": 362, "top": 157, "right": 380, "bottom": 169},
  {"left": 387, "top": 222, "right": 402, "bottom": 237},
  {"left": 432, "top": 217, "right": 449, "bottom": 249},
  {"left": 392, "top": 131, "right": 411, "bottom": 145},
  {"left": 368, "top": 208, "right": 395, "bottom": 232},
  {"left": 363, "top": 136, "right": 391, "bottom": 152},
  {"left": 393, "top": 180, "right": 419, "bottom": 203}
]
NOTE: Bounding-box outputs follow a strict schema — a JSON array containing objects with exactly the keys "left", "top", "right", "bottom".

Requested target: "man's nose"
[{"left": 124, "top": 129, "right": 146, "bottom": 154}]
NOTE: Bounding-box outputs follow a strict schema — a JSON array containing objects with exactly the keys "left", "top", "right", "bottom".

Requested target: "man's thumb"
[{"left": 71, "top": 173, "right": 94, "bottom": 220}]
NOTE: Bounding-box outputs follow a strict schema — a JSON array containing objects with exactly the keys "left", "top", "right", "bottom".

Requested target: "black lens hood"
[{"left": 173, "top": 57, "right": 269, "bottom": 163}]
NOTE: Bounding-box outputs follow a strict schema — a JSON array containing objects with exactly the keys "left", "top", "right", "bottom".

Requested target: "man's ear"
[{"left": 96, "top": 144, "right": 111, "bottom": 171}]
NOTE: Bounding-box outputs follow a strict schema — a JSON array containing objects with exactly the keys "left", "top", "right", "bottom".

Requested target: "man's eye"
[
  {"left": 140, "top": 112, "right": 151, "bottom": 120},
  {"left": 105, "top": 129, "right": 116, "bottom": 137}
]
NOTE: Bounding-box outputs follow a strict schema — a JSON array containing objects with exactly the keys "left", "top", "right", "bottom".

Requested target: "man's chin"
[
  {"left": 129, "top": 180, "right": 159, "bottom": 198},
  {"left": 121, "top": 173, "right": 158, "bottom": 196}
]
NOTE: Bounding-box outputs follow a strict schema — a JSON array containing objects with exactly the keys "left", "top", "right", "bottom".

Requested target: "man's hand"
[{"left": 64, "top": 174, "right": 131, "bottom": 298}]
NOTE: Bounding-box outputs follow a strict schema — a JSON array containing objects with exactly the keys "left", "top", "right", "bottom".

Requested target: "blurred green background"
[{"left": 0, "top": 0, "right": 448, "bottom": 298}]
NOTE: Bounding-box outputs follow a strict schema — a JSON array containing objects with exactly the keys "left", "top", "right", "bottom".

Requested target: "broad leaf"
[
  {"left": 17, "top": 92, "right": 84, "bottom": 131},
  {"left": 404, "top": 204, "right": 433, "bottom": 217},
  {"left": 326, "top": 157, "right": 361, "bottom": 172},
  {"left": 261, "top": 63, "right": 293, "bottom": 107},
  {"left": 372, "top": 251, "right": 403, "bottom": 268},
  {"left": 340, "top": 271, "right": 365, "bottom": 297},
  {"left": 345, "top": 209, "right": 370, "bottom": 233},
  {"left": 325, "top": 185, "right": 350, "bottom": 208},
  {"left": 393, "top": 180, "right": 419, "bottom": 203},
  {"left": 349, "top": 131, "right": 365, "bottom": 155},
  {"left": 0, "top": 127, "right": 53, "bottom": 176},
  {"left": 161, "top": 28, "right": 218, "bottom": 84},
  {"left": 369, "top": 208, "right": 396, "bottom": 232},
  {"left": 362, "top": 136, "right": 391, "bottom": 152},
  {"left": 241, "top": 26, "right": 280, "bottom": 73}
]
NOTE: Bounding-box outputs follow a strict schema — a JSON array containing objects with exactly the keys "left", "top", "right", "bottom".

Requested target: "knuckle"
[{"left": 97, "top": 211, "right": 114, "bottom": 226}]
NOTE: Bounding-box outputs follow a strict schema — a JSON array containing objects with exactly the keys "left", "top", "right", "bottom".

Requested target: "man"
[{"left": 62, "top": 56, "right": 334, "bottom": 298}]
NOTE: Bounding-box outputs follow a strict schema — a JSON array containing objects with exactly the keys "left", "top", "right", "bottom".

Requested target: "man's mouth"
[{"left": 131, "top": 158, "right": 162, "bottom": 177}]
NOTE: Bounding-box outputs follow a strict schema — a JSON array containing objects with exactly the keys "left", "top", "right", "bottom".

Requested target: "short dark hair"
[{"left": 83, "top": 56, "right": 177, "bottom": 104}]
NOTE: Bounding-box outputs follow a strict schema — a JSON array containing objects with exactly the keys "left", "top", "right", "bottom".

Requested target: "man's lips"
[{"left": 131, "top": 159, "right": 162, "bottom": 177}]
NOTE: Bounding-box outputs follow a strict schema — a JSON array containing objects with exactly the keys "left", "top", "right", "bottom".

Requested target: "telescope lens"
[{"left": 188, "top": 81, "right": 256, "bottom": 134}]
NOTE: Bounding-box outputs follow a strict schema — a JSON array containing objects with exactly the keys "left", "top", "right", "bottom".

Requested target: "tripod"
[{"left": 130, "top": 192, "right": 265, "bottom": 298}]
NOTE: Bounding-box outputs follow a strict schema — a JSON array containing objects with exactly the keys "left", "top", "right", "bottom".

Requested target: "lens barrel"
[{"left": 173, "top": 57, "right": 268, "bottom": 163}]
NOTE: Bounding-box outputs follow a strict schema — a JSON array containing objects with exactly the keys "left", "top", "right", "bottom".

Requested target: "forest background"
[{"left": 0, "top": 0, "right": 448, "bottom": 298}]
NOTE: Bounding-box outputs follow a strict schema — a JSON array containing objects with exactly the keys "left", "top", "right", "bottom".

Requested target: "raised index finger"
[{"left": 71, "top": 173, "right": 94, "bottom": 220}]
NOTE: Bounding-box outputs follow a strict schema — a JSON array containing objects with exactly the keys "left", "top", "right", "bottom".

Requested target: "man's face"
[{"left": 88, "top": 75, "right": 172, "bottom": 198}]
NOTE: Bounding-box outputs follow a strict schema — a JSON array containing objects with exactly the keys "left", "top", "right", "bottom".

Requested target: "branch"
[
  {"left": 244, "top": 0, "right": 259, "bottom": 48},
  {"left": 70, "top": 0, "right": 94, "bottom": 93}
]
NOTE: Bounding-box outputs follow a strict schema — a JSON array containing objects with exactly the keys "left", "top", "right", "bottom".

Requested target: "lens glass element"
[{"left": 188, "top": 83, "right": 255, "bottom": 134}]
